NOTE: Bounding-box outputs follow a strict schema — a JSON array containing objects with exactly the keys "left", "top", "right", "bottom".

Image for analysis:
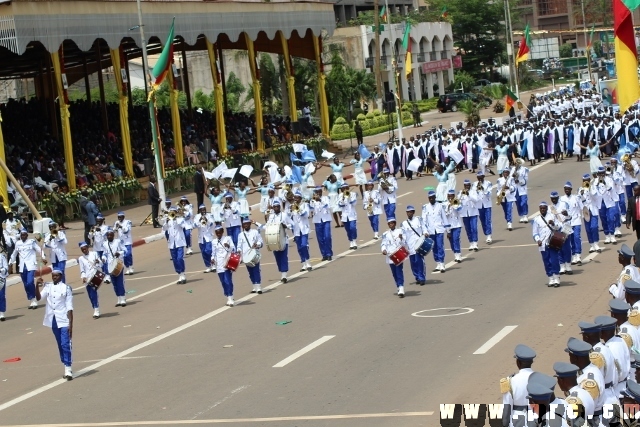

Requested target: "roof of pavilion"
[{"left": 0, "top": 0, "right": 335, "bottom": 81}]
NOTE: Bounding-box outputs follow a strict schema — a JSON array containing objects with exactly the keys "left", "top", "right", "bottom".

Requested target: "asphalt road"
[{"left": 0, "top": 156, "right": 630, "bottom": 427}]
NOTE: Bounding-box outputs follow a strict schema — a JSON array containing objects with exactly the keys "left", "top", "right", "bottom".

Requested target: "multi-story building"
[{"left": 334, "top": 0, "right": 415, "bottom": 26}]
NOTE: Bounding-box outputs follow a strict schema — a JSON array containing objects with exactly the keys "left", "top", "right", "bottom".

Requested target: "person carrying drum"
[
  {"left": 78, "top": 241, "right": 103, "bottom": 319},
  {"left": 43, "top": 221, "right": 68, "bottom": 284},
  {"left": 264, "top": 200, "right": 290, "bottom": 283},
  {"left": 211, "top": 225, "right": 236, "bottom": 306},
  {"left": 381, "top": 217, "right": 407, "bottom": 298},
  {"left": 550, "top": 191, "right": 573, "bottom": 276},
  {"left": 222, "top": 192, "right": 241, "bottom": 249},
  {"left": 89, "top": 215, "right": 109, "bottom": 280},
  {"left": 162, "top": 206, "right": 187, "bottom": 285},
  {"left": 401, "top": 206, "right": 427, "bottom": 286},
  {"left": 114, "top": 212, "right": 134, "bottom": 275},
  {"left": 532, "top": 201, "right": 562, "bottom": 287},
  {"left": 194, "top": 204, "right": 215, "bottom": 273},
  {"left": 237, "top": 217, "right": 264, "bottom": 294},
  {"left": 101, "top": 228, "right": 128, "bottom": 306}
]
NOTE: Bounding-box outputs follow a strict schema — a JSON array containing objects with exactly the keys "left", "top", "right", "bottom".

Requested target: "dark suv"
[{"left": 437, "top": 93, "right": 490, "bottom": 112}]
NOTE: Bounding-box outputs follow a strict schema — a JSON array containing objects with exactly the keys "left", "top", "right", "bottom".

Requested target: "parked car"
[
  {"left": 437, "top": 93, "right": 491, "bottom": 112},
  {"left": 472, "top": 79, "right": 492, "bottom": 91}
]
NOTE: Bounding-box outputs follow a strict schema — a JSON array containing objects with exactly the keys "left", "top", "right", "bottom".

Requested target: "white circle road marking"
[{"left": 411, "top": 307, "right": 474, "bottom": 318}]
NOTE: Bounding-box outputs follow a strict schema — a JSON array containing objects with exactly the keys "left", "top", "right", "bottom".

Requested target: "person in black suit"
[
  {"left": 148, "top": 176, "right": 161, "bottom": 228},
  {"left": 626, "top": 184, "right": 640, "bottom": 240},
  {"left": 194, "top": 164, "right": 206, "bottom": 208}
]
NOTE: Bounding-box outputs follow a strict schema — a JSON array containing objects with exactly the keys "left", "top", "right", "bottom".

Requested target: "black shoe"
[
  {"left": 258, "top": 290, "right": 262, "bottom": 294},
  {"left": 300, "top": 268, "right": 306, "bottom": 272},
  {"left": 473, "top": 248, "right": 479, "bottom": 252},
  {"left": 251, "top": 290, "right": 256, "bottom": 293},
  {"left": 307, "top": 267, "right": 312, "bottom": 272},
  {"left": 328, "top": 257, "right": 332, "bottom": 261},
  {"left": 282, "top": 278, "right": 288, "bottom": 283},
  {"left": 554, "top": 283, "right": 560, "bottom": 288},
  {"left": 321, "top": 256, "right": 328, "bottom": 261}
]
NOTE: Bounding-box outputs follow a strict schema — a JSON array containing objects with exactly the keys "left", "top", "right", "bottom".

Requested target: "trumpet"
[
  {"left": 344, "top": 190, "right": 351, "bottom": 198},
  {"left": 292, "top": 202, "right": 300, "bottom": 213},
  {"left": 200, "top": 215, "right": 208, "bottom": 226},
  {"left": 477, "top": 183, "right": 483, "bottom": 192},
  {"left": 451, "top": 198, "right": 461, "bottom": 209}
]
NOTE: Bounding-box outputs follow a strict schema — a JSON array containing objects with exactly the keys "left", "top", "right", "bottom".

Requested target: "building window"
[
  {"left": 572, "top": 0, "right": 613, "bottom": 25},
  {"left": 538, "top": 0, "right": 567, "bottom": 16}
]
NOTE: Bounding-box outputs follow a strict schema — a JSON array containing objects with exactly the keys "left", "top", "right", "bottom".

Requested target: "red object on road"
[{"left": 3, "top": 357, "right": 21, "bottom": 362}]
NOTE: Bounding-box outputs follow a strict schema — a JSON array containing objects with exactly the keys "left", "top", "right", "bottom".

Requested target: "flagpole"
[
  {"left": 505, "top": 0, "right": 519, "bottom": 98},
  {"left": 136, "top": 0, "right": 166, "bottom": 202},
  {"left": 384, "top": 0, "right": 404, "bottom": 144},
  {"left": 580, "top": 0, "right": 593, "bottom": 84}
]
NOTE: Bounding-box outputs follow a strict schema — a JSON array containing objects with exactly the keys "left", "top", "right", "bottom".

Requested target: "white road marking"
[
  {"left": 432, "top": 255, "right": 468, "bottom": 274},
  {"left": 473, "top": 325, "right": 519, "bottom": 354},
  {"left": 272, "top": 335, "right": 336, "bottom": 368},
  {"left": 12, "top": 412, "right": 434, "bottom": 426},
  {"left": 0, "top": 195, "right": 413, "bottom": 412},
  {"left": 411, "top": 308, "right": 474, "bottom": 318},
  {"left": 190, "top": 385, "right": 250, "bottom": 420}
]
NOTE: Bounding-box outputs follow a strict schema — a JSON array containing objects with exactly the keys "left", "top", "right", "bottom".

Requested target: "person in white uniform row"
[
  {"left": 10, "top": 229, "right": 46, "bottom": 309},
  {"left": 500, "top": 344, "right": 535, "bottom": 427}
]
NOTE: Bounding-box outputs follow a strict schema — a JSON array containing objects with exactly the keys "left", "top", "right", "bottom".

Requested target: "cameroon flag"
[
  {"left": 379, "top": 6, "right": 387, "bottom": 23},
  {"left": 516, "top": 24, "right": 531, "bottom": 65},
  {"left": 151, "top": 18, "right": 175, "bottom": 85},
  {"left": 505, "top": 89, "right": 518, "bottom": 113},
  {"left": 441, "top": 7, "right": 448, "bottom": 18},
  {"left": 614, "top": 0, "right": 640, "bottom": 113}
]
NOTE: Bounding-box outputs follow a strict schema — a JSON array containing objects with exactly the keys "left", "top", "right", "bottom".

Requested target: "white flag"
[
  {"left": 321, "top": 149, "right": 335, "bottom": 159},
  {"left": 407, "top": 158, "right": 422, "bottom": 173},
  {"left": 263, "top": 161, "right": 279, "bottom": 183},
  {"left": 239, "top": 165, "right": 253, "bottom": 178},
  {"left": 447, "top": 148, "right": 464, "bottom": 164},
  {"left": 292, "top": 143, "right": 307, "bottom": 153},
  {"left": 220, "top": 168, "right": 238, "bottom": 180},
  {"left": 211, "top": 162, "right": 228, "bottom": 180}
]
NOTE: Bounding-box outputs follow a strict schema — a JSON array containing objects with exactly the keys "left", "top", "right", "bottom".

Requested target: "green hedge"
[{"left": 331, "top": 118, "right": 415, "bottom": 141}]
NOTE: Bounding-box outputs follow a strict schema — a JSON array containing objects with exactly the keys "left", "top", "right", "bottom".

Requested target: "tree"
[
  {"left": 258, "top": 53, "right": 281, "bottom": 114},
  {"left": 225, "top": 72, "right": 246, "bottom": 112},
  {"left": 325, "top": 52, "right": 376, "bottom": 125},
  {"left": 560, "top": 43, "right": 573, "bottom": 58},
  {"left": 193, "top": 89, "right": 215, "bottom": 112},
  {"left": 449, "top": 71, "right": 476, "bottom": 93}
]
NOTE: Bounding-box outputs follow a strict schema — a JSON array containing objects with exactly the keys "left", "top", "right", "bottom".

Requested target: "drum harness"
[
  {"left": 404, "top": 217, "right": 423, "bottom": 239},
  {"left": 539, "top": 214, "right": 559, "bottom": 247}
]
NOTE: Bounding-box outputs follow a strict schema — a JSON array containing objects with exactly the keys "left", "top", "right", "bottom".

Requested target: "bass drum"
[
  {"left": 108, "top": 258, "right": 124, "bottom": 276},
  {"left": 87, "top": 269, "right": 105, "bottom": 290},
  {"left": 413, "top": 236, "right": 434, "bottom": 257},
  {"left": 547, "top": 231, "right": 566, "bottom": 250},
  {"left": 242, "top": 249, "right": 261, "bottom": 267},
  {"left": 264, "top": 223, "right": 286, "bottom": 252}
]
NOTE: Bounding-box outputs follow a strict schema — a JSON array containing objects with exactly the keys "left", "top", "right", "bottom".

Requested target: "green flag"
[
  {"left": 402, "top": 22, "right": 411, "bottom": 50},
  {"left": 151, "top": 18, "right": 175, "bottom": 85}
]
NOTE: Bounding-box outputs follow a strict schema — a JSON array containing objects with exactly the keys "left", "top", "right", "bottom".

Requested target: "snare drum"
[
  {"left": 389, "top": 245, "right": 409, "bottom": 266},
  {"left": 87, "top": 269, "right": 105, "bottom": 290},
  {"left": 265, "top": 223, "right": 286, "bottom": 251},
  {"left": 225, "top": 252, "right": 241, "bottom": 271},
  {"left": 547, "top": 231, "right": 566, "bottom": 250},
  {"left": 108, "top": 258, "right": 124, "bottom": 276},
  {"left": 242, "top": 249, "right": 261, "bottom": 267},
  {"left": 413, "top": 236, "right": 434, "bottom": 257}
]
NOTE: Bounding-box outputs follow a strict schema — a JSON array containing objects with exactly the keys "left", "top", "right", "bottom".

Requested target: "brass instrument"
[
  {"left": 451, "top": 198, "right": 461, "bottom": 209},
  {"left": 200, "top": 214, "right": 208, "bottom": 226},
  {"left": 462, "top": 189, "right": 469, "bottom": 196},
  {"left": 367, "top": 197, "right": 374, "bottom": 215},
  {"left": 477, "top": 183, "right": 483, "bottom": 192},
  {"left": 496, "top": 189, "right": 506, "bottom": 205},
  {"left": 583, "top": 180, "right": 590, "bottom": 190},
  {"left": 169, "top": 211, "right": 177, "bottom": 220},
  {"left": 378, "top": 173, "right": 392, "bottom": 194},
  {"left": 622, "top": 154, "right": 635, "bottom": 173},
  {"left": 284, "top": 184, "right": 294, "bottom": 202},
  {"left": 606, "top": 165, "right": 612, "bottom": 174},
  {"left": 345, "top": 190, "right": 351, "bottom": 198},
  {"left": 292, "top": 202, "right": 300, "bottom": 213}
]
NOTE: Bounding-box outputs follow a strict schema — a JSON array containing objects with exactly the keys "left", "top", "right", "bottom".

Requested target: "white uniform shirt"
[
  {"left": 592, "top": 342, "right": 618, "bottom": 405},
  {"left": 338, "top": 192, "right": 358, "bottom": 222},
  {"left": 511, "top": 166, "right": 529, "bottom": 196},
  {"left": 605, "top": 335, "right": 630, "bottom": 392},
  {"left": 162, "top": 217, "right": 187, "bottom": 249},
  {"left": 114, "top": 219, "right": 133, "bottom": 245},
  {"left": 379, "top": 176, "right": 397, "bottom": 205},
  {"left": 288, "top": 202, "right": 311, "bottom": 236},
  {"left": 401, "top": 216, "right": 426, "bottom": 256},
  {"left": 211, "top": 236, "right": 235, "bottom": 272},
  {"left": 194, "top": 213, "right": 215, "bottom": 244},
  {"left": 567, "top": 385, "right": 595, "bottom": 421},
  {"left": 222, "top": 201, "right": 241, "bottom": 228},
  {"left": 266, "top": 211, "right": 290, "bottom": 242},
  {"left": 532, "top": 212, "right": 560, "bottom": 252},
  {"left": 101, "top": 238, "right": 126, "bottom": 264},
  {"left": 363, "top": 190, "right": 382, "bottom": 216},
  {"left": 559, "top": 193, "right": 583, "bottom": 227},
  {"left": 10, "top": 238, "right": 45, "bottom": 272},
  {"left": 237, "top": 228, "right": 263, "bottom": 257},
  {"left": 40, "top": 281, "right": 73, "bottom": 328},
  {"left": 471, "top": 178, "right": 492, "bottom": 208},
  {"left": 89, "top": 224, "right": 107, "bottom": 252},
  {"left": 609, "top": 264, "right": 640, "bottom": 300},
  {"left": 501, "top": 368, "right": 534, "bottom": 423},
  {"left": 78, "top": 251, "right": 102, "bottom": 280},
  {"left": 2, "top": 218, "right": 20, "bottom": 245},
  {"left": 459, "top": 190, "right": 479, "bottom": 217},
  {"left": 0, "top": 252, "right": 8, "bottom": 280},
  {"left": 496, "top": 176, "right": 517, "bottom": 202},
  {"left": 421, "top": 202, "right": 450, "bottom": 235},
  {"left": 596, "top": 177, "right": 617, "bottom": 209},
  {"left": 43, "top": 231, "right": 68, "bottom": 263},
  {"left": 578, "top": 364, "right": 605, "bottom": 410},
  {"left": 380, "top": 228, "right": 406, "bottom": 265},
  {"left": 622, "top": 160, "right": 639, "bottom": 185},
  {"left": 443, "top": 200, "right": 462, "bottom": 229},
  {"left": 310, "top": 196, "right": 332, "bottom": 224},
  {"left": 179, "top": 204, "right": 194, "bottom": 230}
]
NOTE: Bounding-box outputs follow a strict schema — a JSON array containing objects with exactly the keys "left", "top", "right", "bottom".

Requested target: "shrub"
[
  {"left": 373, "top": 109, "right": 382, "bottom": 116},
  {"left": 357, "top": 113, "right": 367, "bottom": 121},
  {"left": 331, "top": 116, "right": 351, "bottom": 135},
  {"left": 365, "top": 112, "right": 375, "bottom": 119}
]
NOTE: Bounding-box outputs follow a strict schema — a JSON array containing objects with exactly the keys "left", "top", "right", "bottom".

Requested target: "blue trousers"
[
  {"left": 619, "top": 195, "right": 627, "bottom": 217},
  {"left": 184, "top": 229, "right": 192, "bottom": 248},
  {"left": 344, "top": 220, "right": 358, "bottom": 241},
  {"left": 501, "top": 201, "right": 513, "bottom": 223},
  {"left": 559, "top": 236, "right": 572, "bottom": 264},
  {"left": 569, "top": 225, "right": 582, "bottom": 256},
  {"left": 384, "top": 203, "right": 396, "bottom": 221},
  {"left": 462, "top": 216, "right": 478, "bottom": 243},
  {"left": 218, "top": 270, "right": 233, "bottom": 296},
  {"left": 20, "top": 267, "right": 35, "bottom": 300},
  {"left": 274, "top": 245, "right": 289, "bottom": 273},
  {"left": 86, "top": 284, "right": 99, "bottom": 308},
  {"left": 448, "top": 227, "right": 462, "bottom": 253},
  {"left": 430, "top": 233, "right": 445, "bottom": 263},
  {"left": 227, "top": 226, "right": 240, "bottom": 249},
  {"left": 478, "top": 207, "right": 492, "bottom": 236},
  {"left": 599, "top": 204, "right": 616, "bottom": 235},
  {"left": 294, "top": 234, "right": 310, "bottom": 262},
  {"left": 541, "top": 248, "right": 560, "bottom": 277},
  {"left": 52, "top": 260, "right": 67, "bottom": 284},
  {"left": 515, "top": 194, "right": 528, "bottom": 217},
  {"left": 111, "top": 271, "right": 126, "bottom": 297},
  {"left": 199, "top": 241, "right": 212, "bottom": 267},
  {"left": 123, "top": 245, "right": 133, "bottom": 268},
  {"left": 169, "top": 247, "right": 185, "bottom": 274},
  {"left": 584, "top": 215, "right": 600, "bottom": 243},
  {"left": 0, "top": 282, "right": 5, "bottom": 312},
  {"left": 409, "top": 254, "right": 426, "bottom": 282},
  {"left": 246, "top": 263, "right": 261, "bottom": 284},
  {"left": 627, "top": 184, "right": 635, "bottom": 199},
  {"left": 51, "top": 316, "right": 72, "bottom": 367},
  {"left": 368, "top": 214, "right": 379, "bottom": 233},
  {"left": 389, "top": 263, "right": 404, "bottom": 287},
  {"left": 315, "top": 222, "right": 333, "bottom": 257}
]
